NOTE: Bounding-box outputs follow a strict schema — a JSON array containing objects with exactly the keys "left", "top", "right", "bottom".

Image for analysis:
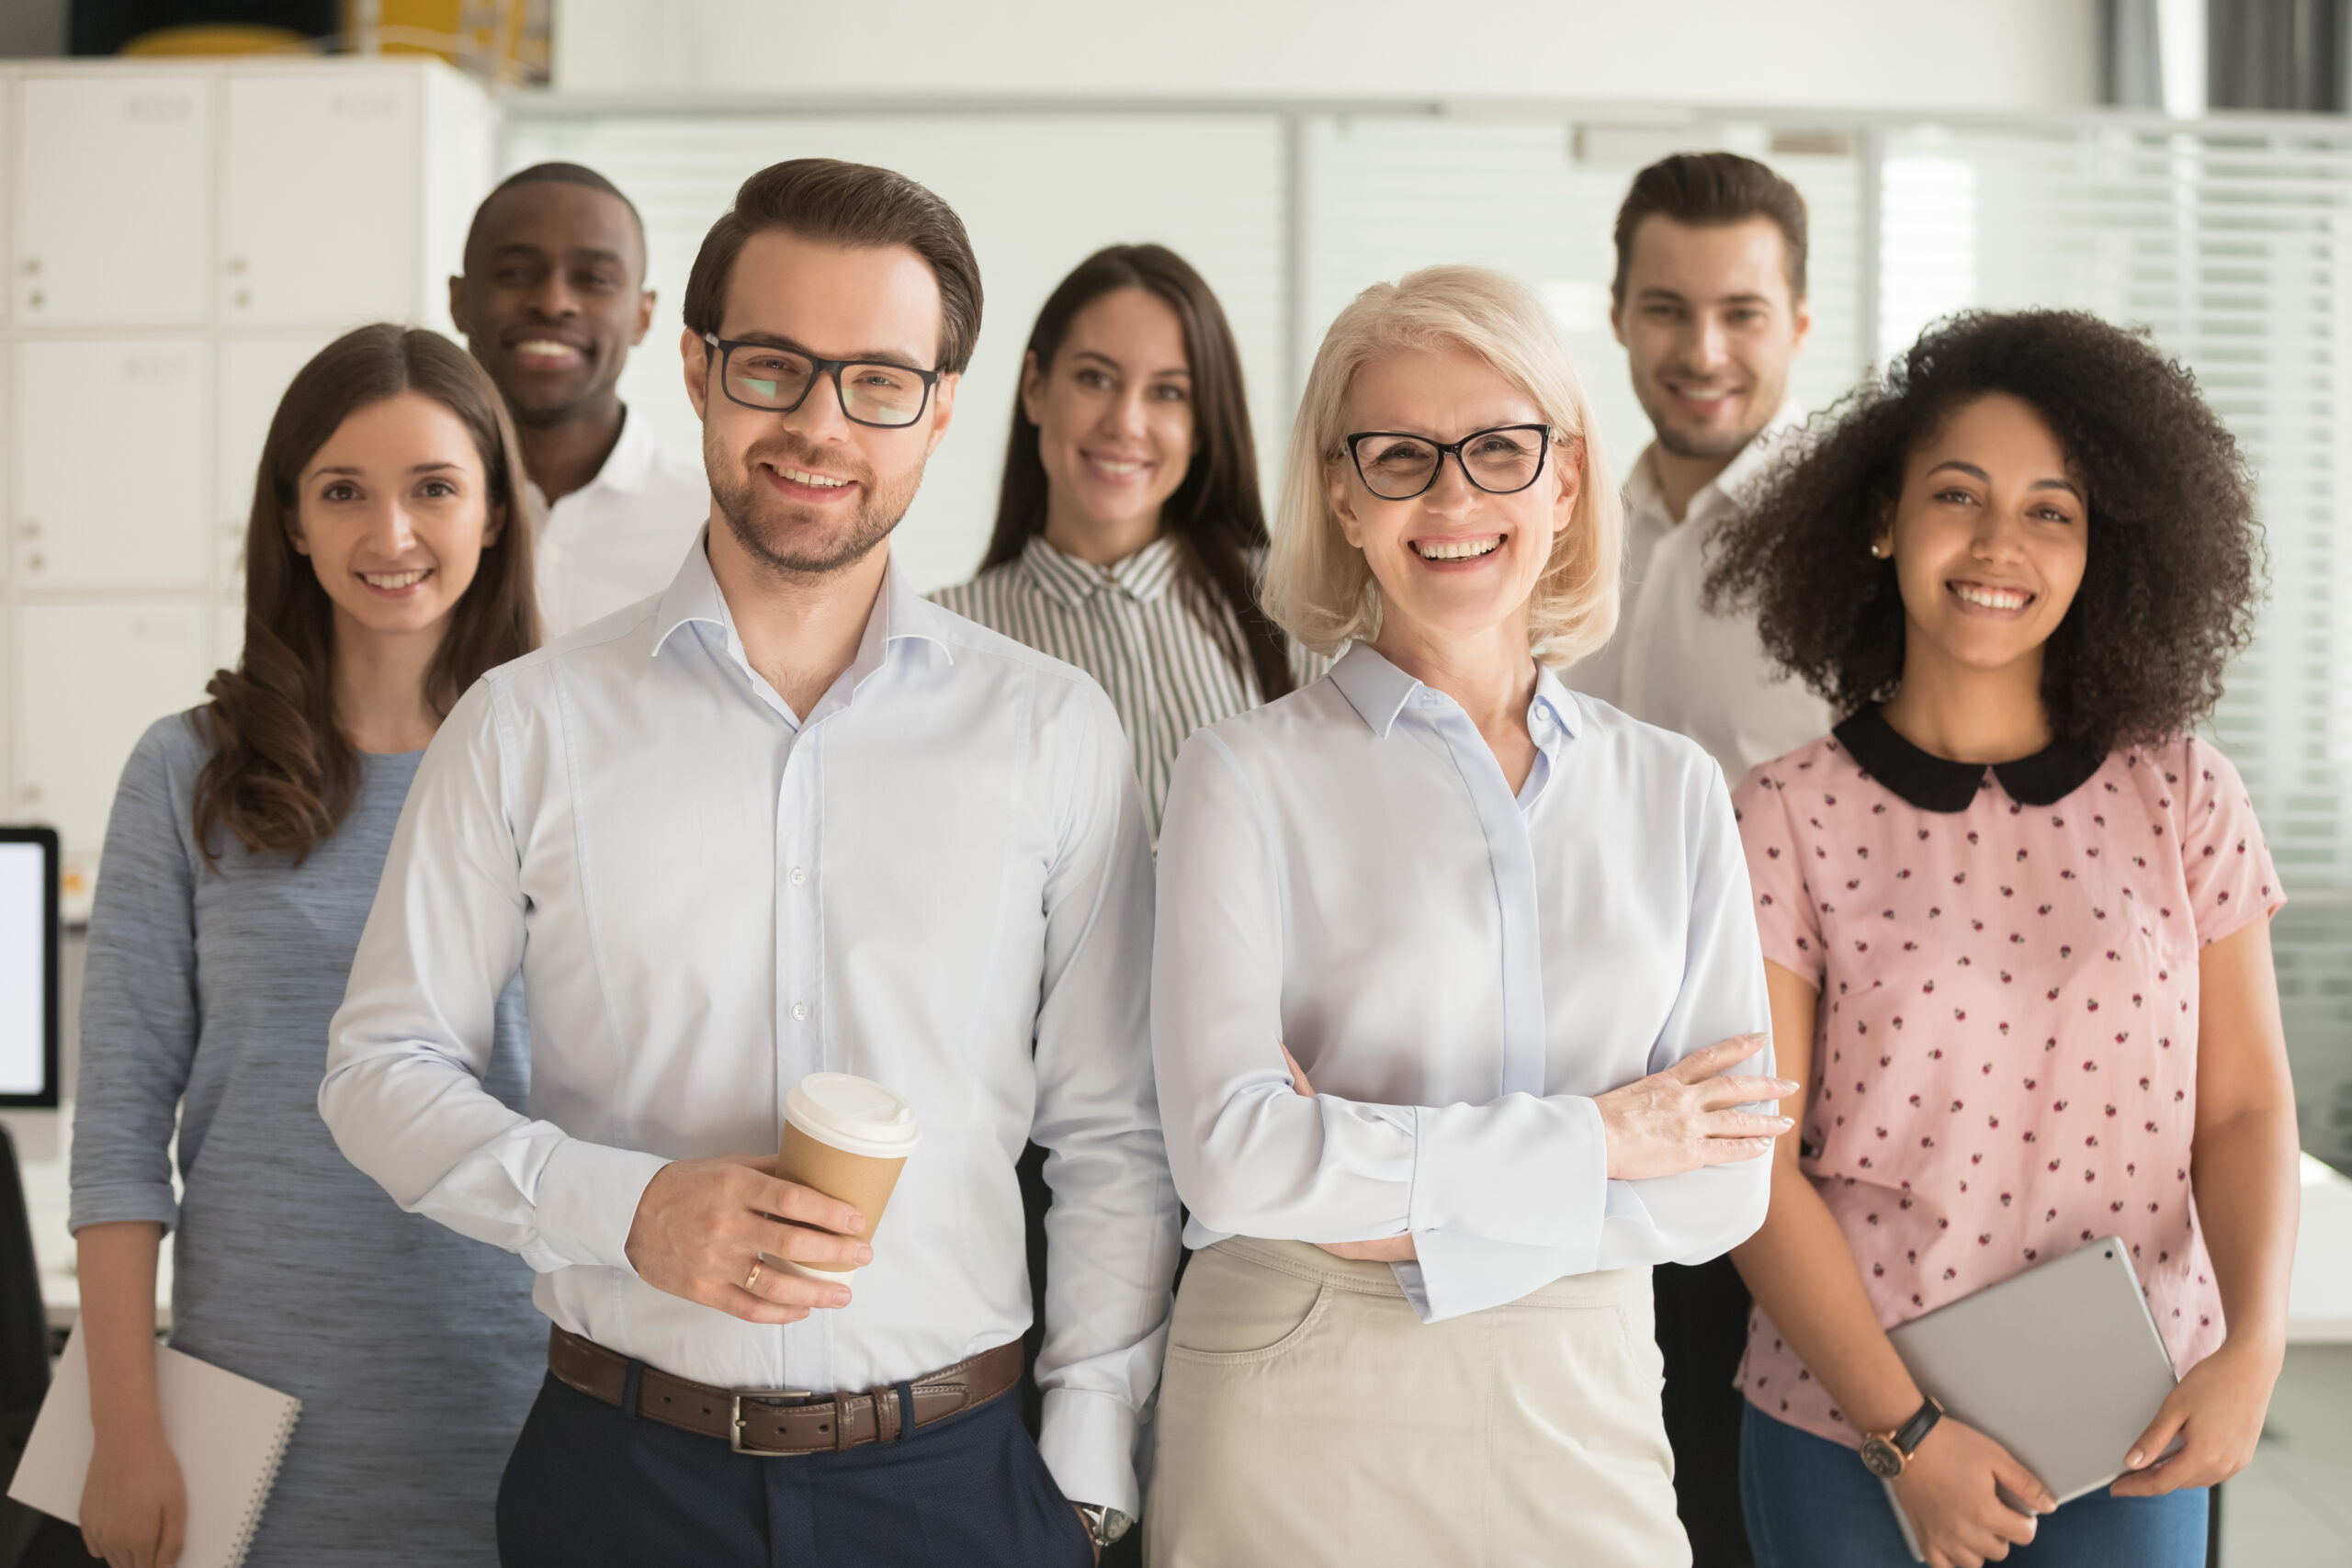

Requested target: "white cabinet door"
[
  {"left": 222, "top": 73, "right": 419, "bottom": 327},
  {"left": 11, "top": 602, "right": 210, "bottom": 855},
  {"left": 15, "top": 76, "right": 211, "bottom": 326},
  {"left": 216, "top": 333, "right": 336, "bottom": 589},
  {"left": 13, "top": 341, "right": 208, "bottom": 590}
]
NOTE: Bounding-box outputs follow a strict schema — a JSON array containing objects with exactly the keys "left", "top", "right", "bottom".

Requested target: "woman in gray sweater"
[{"left": 68, "top": 325, "right": 543, "bottom": 1567}]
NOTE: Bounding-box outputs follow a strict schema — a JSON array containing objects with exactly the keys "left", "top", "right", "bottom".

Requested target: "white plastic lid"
[{"left": 784, "top": 1072, "right": 921, "bottom": 1158}]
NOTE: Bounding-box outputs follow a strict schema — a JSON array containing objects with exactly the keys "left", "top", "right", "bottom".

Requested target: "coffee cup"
[{"left": 773, "top": 1072, "right": 921, "bottom": 1280}]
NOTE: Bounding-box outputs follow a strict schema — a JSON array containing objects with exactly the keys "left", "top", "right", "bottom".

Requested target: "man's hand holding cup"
[
  {"left": 623, "top": 1155, "right": 873, "bottom": 1325},
  {"left": 625, "top": 1075, "right": 922, "bottom": 1325}
]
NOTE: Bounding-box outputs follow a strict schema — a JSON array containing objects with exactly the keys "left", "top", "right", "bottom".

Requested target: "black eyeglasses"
[
  {"left": 1343, "top": 424, "right": 1555, "bottom": 501},
  {"left": 702, "top": 334, "right": 942, "bottom": 429}
]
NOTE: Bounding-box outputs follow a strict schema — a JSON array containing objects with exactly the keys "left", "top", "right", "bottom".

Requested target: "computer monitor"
[{"left": 0, "top": 828, "right": 60, "bottom": 1109}]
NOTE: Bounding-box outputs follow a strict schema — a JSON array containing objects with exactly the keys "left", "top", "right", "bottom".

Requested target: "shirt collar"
[
  {"left": 1623, "top": 404, "right": 1801, "bottom": 530},
  {"left": 1834, "top": 705, "right": 2106, "bottom": 813},
  {"left": 651, "top": 530, "right": 955, "bottom": 693},
  {"left": 1328, "top": 643, "right": 1581, "bottom": 749},
  {"left": 526, "top": 406, "right": 659, "bottom": 531},
  {"left": 1019, "top": 533, "right": 1182, "bottom": 608},
  {"left": 586, "top": 404, "right": 657, "bottom": 496}
]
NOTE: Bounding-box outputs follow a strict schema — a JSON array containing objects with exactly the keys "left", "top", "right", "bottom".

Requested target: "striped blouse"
[{"left": 933, "top": 534, "right": 1325, "bottom": 837}]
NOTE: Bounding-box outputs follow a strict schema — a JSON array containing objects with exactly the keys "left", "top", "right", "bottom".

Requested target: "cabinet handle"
[
  {"left": 26, "top": 289, "right": 43, "bottom": 309},
  {"left": 18, "top": 522, "right": 38, "bottom": 540},
  {"left": 18, "top": 256, "right": 37, "bottom": 276},
  {"left": 20, "top": 784, "right": 40, "bottom": 804},
  {"left": 24, "top": 552, "right": 44, "bottom": 571},
  {"left": 233, "top": 289, "right": 253, "bottom": 308},
  {"left": 224, "top": 255, "right": 248, "bottom": 276}
]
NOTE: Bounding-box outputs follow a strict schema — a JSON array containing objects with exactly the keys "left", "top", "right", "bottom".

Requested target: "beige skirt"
[{"left": 1145, "top": 1238, "right": 1688, "bottom": 1568}]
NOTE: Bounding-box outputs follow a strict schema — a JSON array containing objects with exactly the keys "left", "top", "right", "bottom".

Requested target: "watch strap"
[{"left": 1891, "top": 1395, "right": 1944, "bottom": 1458}]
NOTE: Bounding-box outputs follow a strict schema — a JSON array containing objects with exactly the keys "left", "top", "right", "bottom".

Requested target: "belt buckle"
[{"left": 729, "top": 1388, "right": 813, "bottom": 1456}]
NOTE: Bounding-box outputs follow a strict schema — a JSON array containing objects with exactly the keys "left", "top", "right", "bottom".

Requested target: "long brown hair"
[
  {"left": 982, "top": 244, "right": 1293, "bottom": 701},
  {"left": 192, "top": 324, "right": 538, "bottom": 868}
]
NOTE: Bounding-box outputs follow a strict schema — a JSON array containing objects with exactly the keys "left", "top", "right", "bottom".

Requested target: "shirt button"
[
  {"left": 791, "top": 1002, "right": 810, "bottom": 1021},
  {"left": 789, "top": 866, "right": 808, "bottom": 886}
]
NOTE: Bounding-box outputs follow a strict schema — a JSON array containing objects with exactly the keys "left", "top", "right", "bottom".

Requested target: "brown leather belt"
[{"left": 547, "top": 1325, "right": 1022, "bottom": 1457}]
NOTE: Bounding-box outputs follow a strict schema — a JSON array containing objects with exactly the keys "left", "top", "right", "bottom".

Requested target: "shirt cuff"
[
  {"left": 67, "top": 1184, "right": 181, "bottom": 1237},
  {"left": 1403, "top": 1231, "right": 1589, "bottom": 1323},
  {"left": 1407, "top": 1094, "right": 1610, "bottom": 1254},
  {"left": 1037, "top": 1384, "right": 1141, "bottom": 1517},
  {"left": 531, "top": 1139, "right": 671, "bottom": 1273}
]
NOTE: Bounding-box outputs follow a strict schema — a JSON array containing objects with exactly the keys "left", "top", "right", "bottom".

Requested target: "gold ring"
[{"left": 743, "top": 1259, "right": 764, "bottom": 1292}]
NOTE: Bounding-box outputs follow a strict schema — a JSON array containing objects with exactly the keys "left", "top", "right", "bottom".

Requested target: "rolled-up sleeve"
[
  {"left": 70, "top": 717, "right": 204, "bottom": 1235},
  {"left": 321, "top": 678, "right": 667, "bottom": 1273}
]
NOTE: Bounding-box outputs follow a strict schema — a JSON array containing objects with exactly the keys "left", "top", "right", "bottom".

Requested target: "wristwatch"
[
  {"left": 1860, "top": 1396, "right": 1945, "bottom": 1479},
  {"left": 1072, "top": 1503, "right": 1133, "bottom": 1550}
]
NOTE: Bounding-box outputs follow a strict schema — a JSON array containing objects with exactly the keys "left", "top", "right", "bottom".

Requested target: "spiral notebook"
[{"left": 6, "top": 1324, "right": 300, "bottom": 1568}]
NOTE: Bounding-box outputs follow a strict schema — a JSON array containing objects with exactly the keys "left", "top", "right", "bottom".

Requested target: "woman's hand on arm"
[
  {"left": 74, "top": 1221, "right": 186, "bottom": 1568},
  {"left": 2110, "top": 916, "right": 2296, "bottom": 1497},
  {"left": 1731, "top": 964, "right": 2054, "bottom": 1568},
  {"left": 1593, "top": 1032, "right": 1794, "bottom": 1180}
]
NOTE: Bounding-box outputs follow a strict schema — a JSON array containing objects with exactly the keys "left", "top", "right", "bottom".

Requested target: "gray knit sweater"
[{"left": 70, "top": 712, "right": 541, "bottom": 1565}]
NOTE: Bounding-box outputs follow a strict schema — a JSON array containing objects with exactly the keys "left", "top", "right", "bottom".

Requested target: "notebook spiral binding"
[{"left": 223, "top": 1400, "right": 301, "bottom": 1568}]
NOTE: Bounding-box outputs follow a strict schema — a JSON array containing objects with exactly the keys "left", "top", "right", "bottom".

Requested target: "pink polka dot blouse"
[{"left": 1730, "top": 710, "right": 2283, "bottom": 1448}]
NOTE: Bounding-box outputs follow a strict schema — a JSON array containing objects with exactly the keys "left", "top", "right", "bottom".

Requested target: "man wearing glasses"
[
  {"left": 449, "top": 162, "right": 710, "bottom": 638},
  {"left": 325, "top": 158, "right": 1171, "bottom": 1566}
]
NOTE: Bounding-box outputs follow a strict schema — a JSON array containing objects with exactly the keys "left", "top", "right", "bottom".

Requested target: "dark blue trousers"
[{"left": 495, "top": 1371, "right": 1095, "bottom": 1568}]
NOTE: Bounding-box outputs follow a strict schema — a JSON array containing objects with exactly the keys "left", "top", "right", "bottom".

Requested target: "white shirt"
[
  {"left": 322, "top": 536, "right": 1178, "bottom": 1513},
  {"left": 1568, "top": 415, "right": 1834, "bottom": 780},
  {"left": 1151, "top": 645, "right": 1775, "bottom": 1325},
  {"left": 527, "top": 407, "right": 711, "bottom": 639},
  {"left": 932, "top": 535, "right": 1326, "bottom": 838}
]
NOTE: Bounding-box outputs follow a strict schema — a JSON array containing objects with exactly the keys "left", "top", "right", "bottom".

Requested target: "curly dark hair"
[{"left": 1704, "top": 309, "right": 2263, "bottom": 750}]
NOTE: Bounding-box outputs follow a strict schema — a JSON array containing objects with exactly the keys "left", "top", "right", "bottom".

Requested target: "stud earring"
[{"left": 1869, "top": 543, "right": 1888, "bottom": 559}]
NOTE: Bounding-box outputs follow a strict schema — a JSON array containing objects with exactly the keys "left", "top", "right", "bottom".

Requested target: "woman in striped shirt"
[{"left": 933, "top": 243, "right": 1319, "bottom": 837}]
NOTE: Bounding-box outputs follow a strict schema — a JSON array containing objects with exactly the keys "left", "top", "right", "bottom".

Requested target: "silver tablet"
[{"left": 1879, "top": 1235, "right": 2179, "bottom": 1558}]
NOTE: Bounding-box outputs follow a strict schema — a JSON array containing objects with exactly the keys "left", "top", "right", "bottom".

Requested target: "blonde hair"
[{"left": 1263, "top": 265, "right": 1621, "bottom": 667}]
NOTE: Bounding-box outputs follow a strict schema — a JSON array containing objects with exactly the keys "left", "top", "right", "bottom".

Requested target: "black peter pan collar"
[{"left": 1833, "top": 705, "right": 2107, "bottom": 814}]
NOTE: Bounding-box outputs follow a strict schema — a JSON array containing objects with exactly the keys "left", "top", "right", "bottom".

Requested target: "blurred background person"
[
  {"left": 1572, "top": 150, "right": 1838, "bottom": 1568},
  {"left": 934, "top": 243, "right": 1317, "bottom": 840},
  {"left": 1147, "top": 265, "right": 1793, "bottom": 1566},
  {"left": 1713, "top": 310, "right": 2296, "bottom": 1568},
  {"left": 69, "top": 325, "right": 541, "bottom": 1568},
  {"left": 450, "top": 162, "right": 707, "bottom": 638}
]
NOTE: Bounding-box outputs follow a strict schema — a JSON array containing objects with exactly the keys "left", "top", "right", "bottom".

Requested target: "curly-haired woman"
[
  {"left": 1704, "top": 310, "right": 2296, "bottom": 1568},
  {"left": 70, "top": 326, "right": 542, "bottom": 1567}
]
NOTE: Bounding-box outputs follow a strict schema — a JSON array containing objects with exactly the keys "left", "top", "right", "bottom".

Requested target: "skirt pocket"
[{"left": 1164, "top": 1244, "right": 1333, "bottom": 1367}]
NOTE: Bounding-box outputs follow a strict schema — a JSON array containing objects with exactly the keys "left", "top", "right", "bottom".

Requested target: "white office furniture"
[{"left": 1, "top": 59, "right": 492, "bottom": 863}]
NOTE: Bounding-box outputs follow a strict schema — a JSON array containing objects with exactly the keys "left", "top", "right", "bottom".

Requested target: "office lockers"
[
  {"left": 14, "top": 76, "right": 212, "bottom": 328},
  {"left": 0, "top": 60, "right": 492, "bottom": 861}
]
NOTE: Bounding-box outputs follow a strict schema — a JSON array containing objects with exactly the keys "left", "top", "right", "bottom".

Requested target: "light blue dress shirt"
[
  {"left": 1151, "top": 643, "right": 1774, "bottom": 1324},
  {"left": 322, "top": 534, "right": 1180, "bottom": 1513}
]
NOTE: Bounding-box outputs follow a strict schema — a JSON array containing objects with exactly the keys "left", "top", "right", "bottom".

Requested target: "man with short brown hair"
[
  {"left": 1577, "top": 150, "right": 1835, "bottom": 1568},
  {"left": 327, "top": 158, "right": 1172, "bottom": 1566},
  {"left": 1577, "top": 151, "right": 1832, "bottom": 781}
]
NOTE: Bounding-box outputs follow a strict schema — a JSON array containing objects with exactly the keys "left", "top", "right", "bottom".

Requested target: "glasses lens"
[
  {"left": 726, "top": 345, "right": 816, "bottom": 410},
  {"left": 1355, "top": 434, "right": 1441, "bottom": 498},
  {"left": 1462, "top": 427, "right": 1544, "bottom": 493},
  {"left": 840, "top": 364, "right": 929, "bottom": 427}
]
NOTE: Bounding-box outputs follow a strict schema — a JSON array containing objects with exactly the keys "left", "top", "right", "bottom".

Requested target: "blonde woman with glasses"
[{"left": 1145, "top": 266, "right": 1796, "bottom": 1565}]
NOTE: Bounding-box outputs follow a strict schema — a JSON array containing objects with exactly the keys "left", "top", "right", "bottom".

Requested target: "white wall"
[{"left": 549, "top": 0, "right": 2102, "bottom": 112}]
